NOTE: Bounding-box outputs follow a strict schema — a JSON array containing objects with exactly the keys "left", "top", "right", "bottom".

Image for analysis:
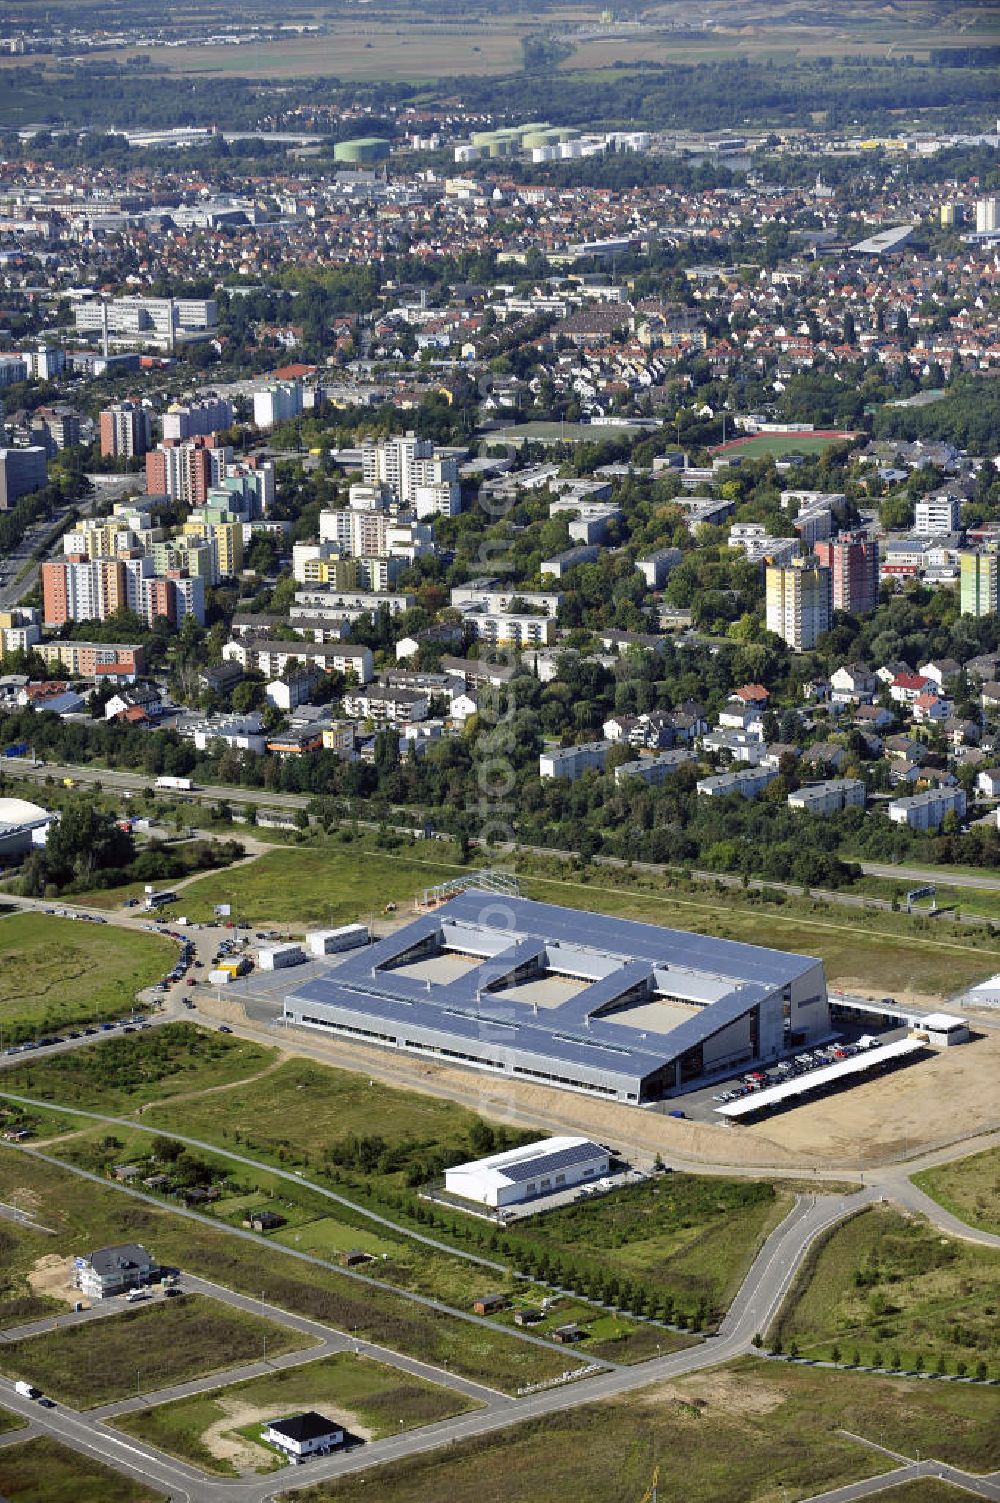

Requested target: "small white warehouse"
[
  {"left": 306, "top": 924, "right": 369, "bottom": 958},
  {"left": 259, "top": 943, "right": 305, "bottom": 971},
  {"left": 445, "top": 1136, "right": 611, "bottom": 1208},
  {"left": 917, "top": 1012, "right": 969, "bottom": 1047}
]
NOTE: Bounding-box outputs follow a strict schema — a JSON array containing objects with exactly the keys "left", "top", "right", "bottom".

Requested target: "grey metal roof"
[
  {"left": 496, "top": 1142, "right": 607, "bottom": 1183},
  {"left": 286, "top": 890, "right": 823, "bottom": 1087}
]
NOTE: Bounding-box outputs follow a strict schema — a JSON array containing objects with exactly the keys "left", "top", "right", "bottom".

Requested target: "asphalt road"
[{"left": 2, "top": 1173, "right": 997, "bottom": 1502}]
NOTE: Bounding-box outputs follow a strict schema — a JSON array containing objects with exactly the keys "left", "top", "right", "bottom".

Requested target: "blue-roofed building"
[
  {"left": 445, "top": 1136, "right": 611, "bottom": 1207},
  {"left": 282, "top": 890, "right": 829, "bottom": 1104}
]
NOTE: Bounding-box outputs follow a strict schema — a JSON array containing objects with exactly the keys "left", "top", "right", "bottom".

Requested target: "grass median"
[{"left": 912, "top": 1145, "right": 1000, "bottom": 1236}]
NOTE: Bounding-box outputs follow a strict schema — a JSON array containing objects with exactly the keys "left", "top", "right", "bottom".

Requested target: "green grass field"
[
  {"left": 913, "top": 1147, "right": 1000, "bottom": 1237},
  {"left": 160, "top": 842, "right": 466, "bottom": 927},
  {"left": 0, "top": 1147, "right": 583, "bottom": 1394},
  {"left": 112, "top": 1350, "right": 481, "bottom": 1476},
  {"left": 770, "top": 1206, "right": 1000, "bottom": 1377},
  {"left": 141, "top": 836, "right": 1000, "bottom": 999},
  {"left": 287, "top": 1358, "right": 1000, "bottom": 1503},
  {"left": 0, "top": 1021, "right": 275, "bottom": 1112},
  {"left": 514, "top": 866, "right": 1000, "bottom": 1000},
  {"left": 0, "top": 1436, "right": 163, "bottom": 1503},
  {"left": 0, "top": 1294, "right": 311, "bottom": 1407},
  {"left": 0, "top": 1405, "right": 26, "bottom": 1434},
  {"left": 709, "top": 432, "right": 855, "bottom": 459},
  {"left": 0, "top": 911, "right": 174, "bottom": 1044}
]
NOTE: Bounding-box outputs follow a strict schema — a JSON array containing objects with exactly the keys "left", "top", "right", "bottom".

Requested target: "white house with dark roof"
[
  {"left": 75, "top": 1243, "right": 159, "bottom": 1300},
  {"left": 262, "top": 1412, "right": 344, "bottom": 1461}
]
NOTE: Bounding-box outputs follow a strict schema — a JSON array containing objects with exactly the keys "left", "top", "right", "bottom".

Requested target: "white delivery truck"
[
  {"left": 14, "top": 1381, "right": 40, "bottom": 1399},
  {"left": 154, "top": 776, "right": 193, "bottom": 791}
]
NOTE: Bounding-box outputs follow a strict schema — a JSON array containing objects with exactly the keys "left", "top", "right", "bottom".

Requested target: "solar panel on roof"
[{"left": 499, "top": 1142, "right": 606, "bottom": 1183}]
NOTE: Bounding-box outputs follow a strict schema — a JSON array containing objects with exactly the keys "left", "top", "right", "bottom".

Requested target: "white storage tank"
[
  {"left": 307, "top": 924, "right": 369, "bottom": 958},
  {"left": 259, "top": 943, "right": 306, "bottom": 971}
]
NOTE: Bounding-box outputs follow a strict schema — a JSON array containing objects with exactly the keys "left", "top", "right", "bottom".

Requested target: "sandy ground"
[
  {"left": 27, "top": 1253, "right": 84, "bottom": 1305},
  {"left": 742, "top": 1025, "right": 1000, "bottom": 1165},
  {"left": 636, "top": 1368, "right": 786, "bottom": 1420},
  {"left": 203, "top": 1399, "right": 372, "bottom": 1474},
  {"left": 201, "top": 997, "right": 1000, "bottom": 1173}
]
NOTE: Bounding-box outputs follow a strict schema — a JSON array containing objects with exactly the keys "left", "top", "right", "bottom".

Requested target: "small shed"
[
  {"left": 513, "top": 1308, "right": 543, "bottom": 1327},
  {"left": 553, "top": 1323, "right": 587, "bottom": 1344},
  {"left": 341, "top": 1248, "right": 373, "bottom": 1267},
  {"left": 245, "top": 1209, "right": 286, "bottom": 1232},
  {"left": 473, "top": 1293, "right": 508, "bottom": 1316}
]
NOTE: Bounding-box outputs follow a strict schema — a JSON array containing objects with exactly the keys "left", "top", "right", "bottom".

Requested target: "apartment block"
[
  {"left": 765, "top": 558, "right": 832, "bottom": 651},
  {"left": 787, "top": 778, "right": 866, "bottom": 817},
  {"left": 887, "top": 786, "right": 967, "bottom": 831},
  {"left": 99, "top": 401, "right": 152, "bottom": 459},
  {"left": 145, "top": 437, "right": 230, "bottom": 505},
  {"left": 960, "top": 550, "right": 999, "bottom": 617},
  {"left": 814, "top": 532, "right": 880, "bottom": 616},
  {"left": 0, "top": 446, "right": 47, "bottom": 509},
  {"left": 539, "top": 740, "right": 611, "bottom": 780},
  {"left": 162, "top": 396, "right": 234, "bottom": 442}
]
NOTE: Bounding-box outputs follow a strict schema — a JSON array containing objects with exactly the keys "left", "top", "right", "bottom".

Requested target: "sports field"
[
  {"left": 710, "top": 430, "right": 858, "bottom": 460},
  {"left": 0, "top": 911, "right": 174, "bottom": 1044}
]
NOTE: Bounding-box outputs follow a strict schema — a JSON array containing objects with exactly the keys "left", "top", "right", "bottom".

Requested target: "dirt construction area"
[
  {"left": 27, "top": 1254, "right": 84, "bottom": 1307},
  {"left": 220, "top": 1004, "right": 1000, "bottom": 1175}
]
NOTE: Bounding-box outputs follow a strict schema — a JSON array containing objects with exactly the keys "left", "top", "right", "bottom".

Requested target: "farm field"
[
  {"left": 912, "top": 1146, "right": 1000, "bottom": 1237},
  {"left": 287, "top": 1358, "right": 1000, "bottom": 1503},
  {"left": 769, "top": 1205, "right": 1000, "bottom": 1377},
  {"left": 112, "top": 1350, "right": 481, "bottom": 1476},
  {"left": 0, "top": 1405, "right": 25, "bottom": 1434},
  {"left": 0, "top": 1294, "right": 311, "bottom": 1407},
  {"left": 0, "top": 1436, "right": 163, "bottom": 1503},
  {"left": 0, "top": 911, "right": 174, "bottom": 1044},
  {"left": 0, "top": 1021, "right": 275, "bottom": 1112},
  {"left": 0, "top": 1149, "right": 584, "bottom": 1394}
]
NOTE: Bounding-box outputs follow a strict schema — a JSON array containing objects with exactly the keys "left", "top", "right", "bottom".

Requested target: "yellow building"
[
  {"left": 765, "top": 558, "right": 832, "bottom": 652},
  {"left": 960, "top": 550, "right": 998, "bottom": 618}
]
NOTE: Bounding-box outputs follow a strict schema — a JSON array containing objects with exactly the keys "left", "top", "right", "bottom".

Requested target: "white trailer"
[
  {"left": 154, "top": 776, "right": 193, "bottom": 791},
  {"left": 208, "top": 969, "right": 233, "bottom": 986},
  {"left": 259, "top": 943, "right": 305, "bottom": 971},
  {"left": 306, "top": 924, "right": 369, "bottom": 957}
]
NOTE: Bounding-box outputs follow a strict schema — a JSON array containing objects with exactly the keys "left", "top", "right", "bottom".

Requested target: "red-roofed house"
[{"left": 890, "top": 671, "right": 930, "bottom": 705}]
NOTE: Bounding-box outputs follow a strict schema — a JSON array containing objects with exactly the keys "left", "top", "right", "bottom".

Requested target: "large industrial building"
[{"left": 283, "top": 891, "right": 830, "bottom": 1104}]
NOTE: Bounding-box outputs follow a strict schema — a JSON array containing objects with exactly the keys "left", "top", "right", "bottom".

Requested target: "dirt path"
[{"left": 132, "top": 1055, "right": 288, "bottom": 1117}]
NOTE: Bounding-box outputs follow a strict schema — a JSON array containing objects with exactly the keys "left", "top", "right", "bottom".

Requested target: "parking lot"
[{"left": 656, "top": 1021, "right": 908, "bottom": 1125}]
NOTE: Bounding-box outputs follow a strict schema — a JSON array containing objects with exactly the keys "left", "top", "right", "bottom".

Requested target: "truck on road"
[
  {"left": 14, "top": 1381, "right": 40, "bottom": 1399},
  {"left": 155, "top": 776, "right": 193, "bottom": 791}
]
